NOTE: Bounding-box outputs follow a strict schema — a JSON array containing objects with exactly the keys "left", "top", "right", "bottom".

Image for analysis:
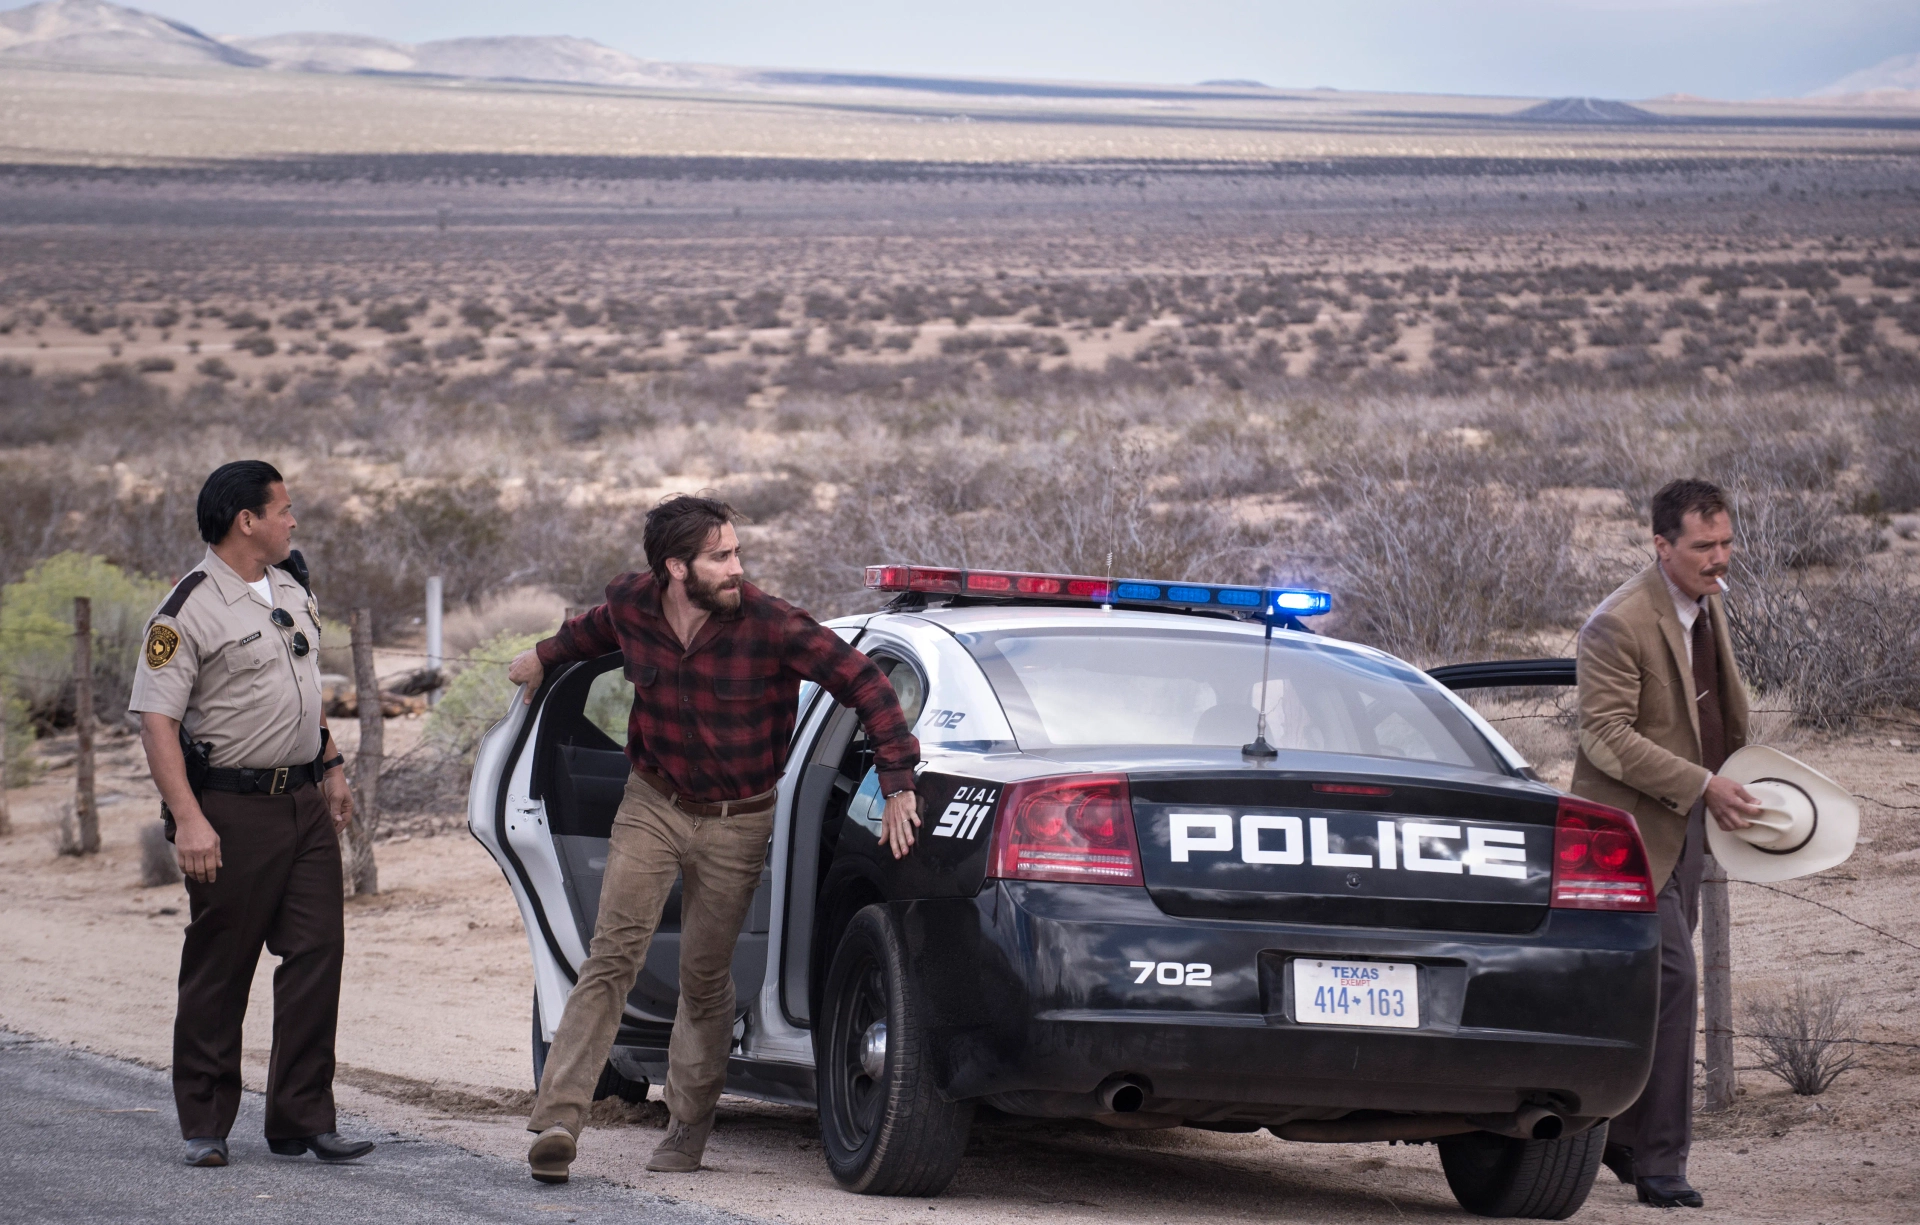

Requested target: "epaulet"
[{"left": 158, "top": 571, "right": 209, "bottom": 619}]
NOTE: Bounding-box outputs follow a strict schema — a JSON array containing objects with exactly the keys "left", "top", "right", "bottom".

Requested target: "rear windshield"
[{"left": 957, "top": 627, "right": 1501, "bottom": 773}]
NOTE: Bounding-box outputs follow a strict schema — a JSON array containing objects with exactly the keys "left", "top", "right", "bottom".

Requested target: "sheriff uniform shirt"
[{"left": 128, "top": 548, "right": 326, "bottom": 770}]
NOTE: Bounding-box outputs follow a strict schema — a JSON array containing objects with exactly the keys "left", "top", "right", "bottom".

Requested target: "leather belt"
[
  {"left": 203, "top": 760, "right": 325, "bottom": 795},
  {"left": 634, "top": 770, "right": 776, "bottom": 818}
]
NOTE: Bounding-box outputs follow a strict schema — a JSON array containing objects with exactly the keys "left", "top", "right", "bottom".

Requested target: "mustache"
[{"left": 1702, "top": 564, "right": 1729, "bottom": 577}]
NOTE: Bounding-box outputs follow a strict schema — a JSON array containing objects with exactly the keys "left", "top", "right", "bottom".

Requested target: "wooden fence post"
[
  {"left": 73, "top": 596, "right": 99, "bottom": 855},
  {"left": 343, "top": 608, "right": 382, "bottom": 896},
  {"left": 1701, "top": 854, "right": 1736, "bottom": 1112}
]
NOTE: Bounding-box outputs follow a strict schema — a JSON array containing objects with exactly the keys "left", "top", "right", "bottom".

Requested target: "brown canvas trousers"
[
  {"left": 1607, "top": 799, "right": 1705, "bottom": 1178},
  {"left": 174, "top": 784, "right": 344, "bottom": 1140},
  {"left": 529, "top": 772, "right": 774, "bottom": 1139}
]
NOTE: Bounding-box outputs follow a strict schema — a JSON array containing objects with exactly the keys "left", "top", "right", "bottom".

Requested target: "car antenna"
[
  {"left": 1243, "top": 618, "right": 1279, "bottom": 760},
  {"left": 1101, "top": 550, "right": 1114, "bottom": 612}
]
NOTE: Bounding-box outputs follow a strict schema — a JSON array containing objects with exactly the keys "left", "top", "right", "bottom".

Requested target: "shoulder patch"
[
  {"left": 145, "top": 624, "right": 181, "bottom": 669},
  {"left": 159, "top": 571, "right": 209, "bottom": 619}
]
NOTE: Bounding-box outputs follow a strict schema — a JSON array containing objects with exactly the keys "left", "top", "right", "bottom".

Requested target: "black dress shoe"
[
  {"left": 1637, "top": 1175, "right": 1704, "bottom": 1208},
  {"left": 183, "top": 1137, "right": 229, "bottom": 1167},
  {"left": 268, "top": 1132, "right": 374, "bottom": 1162},
  {"left": 1602, "top": 1143, "right": 1635, "bottom": 1185}
]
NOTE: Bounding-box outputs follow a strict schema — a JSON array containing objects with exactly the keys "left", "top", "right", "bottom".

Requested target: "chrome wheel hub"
[{"left": 859, "top": 1019, "right": 888, "bottom": 1080}]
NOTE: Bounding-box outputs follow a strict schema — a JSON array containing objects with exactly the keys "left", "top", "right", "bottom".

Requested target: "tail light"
[
  {"left": 1550, "top": 796, "right": 1657, "bottom": 911},
  {"left": 989, "top": 773, "right": 1143, "bottom": 886}
]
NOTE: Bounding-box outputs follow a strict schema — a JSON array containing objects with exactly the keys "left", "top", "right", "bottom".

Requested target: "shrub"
[
  {"left": 0, "top": 553, "right": 170, "bottom": 727},
  {"left": 1865, "top": 394, "right": 1920, "bottom": 511},
  {"left": 769, "top": 436, "right": 1260, "bottom": 620},
  {"left": 1724, "top": 476, "right": 1918, "bottom": 726},
  {"left": 365, "top": 302, "right": 412, "bottom": 333},
  {"left": 1744, "top": 979, "right": 1860, "bottom": 1095},
  {"left": 423, "top": 630, "right": 544, "bottom": 762},
  {"left": 1314, "top": 466, "right": 1596, "bottom": 665}
]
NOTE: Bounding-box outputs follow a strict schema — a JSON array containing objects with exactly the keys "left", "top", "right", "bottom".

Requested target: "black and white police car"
[{"left": 469, "top": 565, "right": 1659, "bottom": 1220}]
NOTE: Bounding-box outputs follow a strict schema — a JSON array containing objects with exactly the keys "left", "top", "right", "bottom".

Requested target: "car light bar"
[{"left": 863, "top": 564, "right": 1331, "bottom": 622}]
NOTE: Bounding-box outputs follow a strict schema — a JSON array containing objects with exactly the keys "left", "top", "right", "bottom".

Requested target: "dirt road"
[{"left": 3, "top": 726, "right": 1917, "bottom": 1222}]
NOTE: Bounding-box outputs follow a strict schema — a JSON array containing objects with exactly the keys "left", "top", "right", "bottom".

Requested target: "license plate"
[{"left": 1292, "top": 959, "right": 1419, "bottom": 1028}]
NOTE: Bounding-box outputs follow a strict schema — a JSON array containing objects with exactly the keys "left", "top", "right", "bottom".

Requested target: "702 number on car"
[{"left": 1128, "top": 961, "right": 1212, "bottom": 986}]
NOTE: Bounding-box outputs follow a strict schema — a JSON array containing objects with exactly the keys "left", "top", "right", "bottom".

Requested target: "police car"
[{"left": 469, "top": 566, "right": 1658, "bottom": 1220}]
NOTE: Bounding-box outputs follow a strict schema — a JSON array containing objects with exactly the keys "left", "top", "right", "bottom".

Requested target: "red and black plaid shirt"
[{"left": 536, "top": 573, "right": 919, "bottom": 802}]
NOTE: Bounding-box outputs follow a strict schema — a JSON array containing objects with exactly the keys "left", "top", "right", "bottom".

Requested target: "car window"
[
  {"left": 957, "top": 627, "right": 1500, "bottom": 772},
  {"left": 582, "top": 667, "right": 630, "bottom": 746},
  {"left": 880, "top": 657, "right": 926, "bottom": 728}
]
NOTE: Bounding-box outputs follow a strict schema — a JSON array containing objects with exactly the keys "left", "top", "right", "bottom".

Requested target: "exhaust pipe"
[
  {"left": 1468, "top": 1106, "right": 1564, "bottom": 1141},
  {"left": 1275, "top": 1108, "right": 1569, "bottom": 1144},
  {"left": 1096, "top": 1076, "right": 1148, "bottom": 1114}
]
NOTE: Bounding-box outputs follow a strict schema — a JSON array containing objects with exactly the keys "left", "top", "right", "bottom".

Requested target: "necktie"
[{"left": 1692, "top": 609, "right": 1727, "bottom": 773}]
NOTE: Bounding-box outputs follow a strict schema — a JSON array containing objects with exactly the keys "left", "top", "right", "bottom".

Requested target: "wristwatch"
[{"left": 322, "top": 754, "right": 346, "bottom": 774}]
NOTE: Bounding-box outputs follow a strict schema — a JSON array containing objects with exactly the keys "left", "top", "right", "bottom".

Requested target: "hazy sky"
[{"left": 136, "top": 0, "right": 1920, "bottom": 99}]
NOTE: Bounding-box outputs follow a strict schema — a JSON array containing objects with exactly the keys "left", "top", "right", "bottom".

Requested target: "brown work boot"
[
  {"left": 528, "top": 1125, "right": 577, "bottom": 1184},
  {"left": 645, "top": 1115, "right": 713, "bottom": 1172}
]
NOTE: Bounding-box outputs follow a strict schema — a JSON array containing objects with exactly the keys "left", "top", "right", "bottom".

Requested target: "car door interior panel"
[{"left": 537, "top": 656, "right": 770, "bottom": 1024}]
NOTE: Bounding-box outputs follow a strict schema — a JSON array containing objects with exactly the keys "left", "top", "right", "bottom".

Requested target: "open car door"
[{"left": 468, "top": 655, "right": 774, "bottom": 1080}]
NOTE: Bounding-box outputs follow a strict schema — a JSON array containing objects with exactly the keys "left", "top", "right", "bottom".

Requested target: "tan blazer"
[{"left": 1570, "top": 563, "right": 1750, "bottom": 890}]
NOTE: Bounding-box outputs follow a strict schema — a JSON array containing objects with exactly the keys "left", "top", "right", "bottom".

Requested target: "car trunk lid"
[{"left": 1129, "top": 765, "right": 1558, "bottom": 934}]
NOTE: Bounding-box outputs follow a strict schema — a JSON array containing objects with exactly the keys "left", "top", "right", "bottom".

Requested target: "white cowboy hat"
[{"left": 1707, "top": 746, "right": 1858, "bottom": 883}]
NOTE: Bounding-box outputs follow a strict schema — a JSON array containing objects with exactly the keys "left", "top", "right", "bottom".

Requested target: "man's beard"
[{"left": 686, "top": 569, "right": 744, "bottom": 615}]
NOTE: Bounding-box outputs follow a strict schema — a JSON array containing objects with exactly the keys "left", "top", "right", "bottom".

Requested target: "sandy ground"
[{"left": 3, "top": 723, "right": 1919, "bottom": 1222}]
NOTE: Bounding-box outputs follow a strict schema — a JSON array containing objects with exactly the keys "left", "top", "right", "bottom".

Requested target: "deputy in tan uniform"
[{"left": 130, "top": 460, "right": 373, "bottom": 1169}]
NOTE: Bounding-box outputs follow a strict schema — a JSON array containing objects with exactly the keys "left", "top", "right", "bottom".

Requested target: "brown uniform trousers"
[
  {"left": 174, "top": 784, "right": 344, "bottom": 1140},
  {"left": 529, "top": 772, "right": 774, "bottom": 1139}
]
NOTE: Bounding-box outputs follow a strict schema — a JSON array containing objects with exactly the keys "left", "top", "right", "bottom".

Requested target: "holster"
[{"left": 160, "top": 726, "right": 214, "bottom": 844}]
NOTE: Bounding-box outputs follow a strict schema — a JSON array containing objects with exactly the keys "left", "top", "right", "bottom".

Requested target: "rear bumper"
[{"left": 901, "top": 881, "right": 1659, "bottom": 1125}]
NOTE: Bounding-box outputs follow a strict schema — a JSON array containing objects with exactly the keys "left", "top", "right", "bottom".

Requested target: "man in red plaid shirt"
[{"left": 506, "top": 495, "right": 920, "bottom": 1183}]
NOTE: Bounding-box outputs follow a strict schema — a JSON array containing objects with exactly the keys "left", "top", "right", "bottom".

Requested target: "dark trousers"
[
  {"left": 1609, "top": 801, "right": 1704, "bottom": 1179},
  {"left": 174, "top": 784, "right": 343, "bottom": 1140}
]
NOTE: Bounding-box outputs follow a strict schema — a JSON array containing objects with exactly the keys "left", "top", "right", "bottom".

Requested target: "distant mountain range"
[
  {"left": 0, "top": 0, "right": 259, "bottom": 66},
  {"left": 1808, "top": 50, "right": 1920, "bottom": 107},
  {"left": 4, "top": 0, "right": 1916, "bottom": 109},
  {"left": 0, "top": 0, "right": 745, "bottom": 88}
]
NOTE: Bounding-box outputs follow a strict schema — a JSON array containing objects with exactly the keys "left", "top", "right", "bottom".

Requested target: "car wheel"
[
  {"left": 817, "top": 905, "right": 973, "bottom": 1195},
  {"left": 1438, "top": 1123, "right": 1606, "bottom": 1219},
  {"left": 532, "top": 991, "right": 649, "bottom": 1104}
]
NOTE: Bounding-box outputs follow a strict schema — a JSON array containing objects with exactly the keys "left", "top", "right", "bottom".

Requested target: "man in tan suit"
[{"left": 1571, "top": 478, "right": 1761, "bottom": 1209}]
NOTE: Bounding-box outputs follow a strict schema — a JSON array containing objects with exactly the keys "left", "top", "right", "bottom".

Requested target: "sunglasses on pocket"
[{"left": 270, "top": 607, "right": 311, "bottom": 657}]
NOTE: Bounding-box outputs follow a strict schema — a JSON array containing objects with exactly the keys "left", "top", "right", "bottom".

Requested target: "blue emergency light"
[{"left": 864, "top": 565, "right": 1331, "bottom": 625}]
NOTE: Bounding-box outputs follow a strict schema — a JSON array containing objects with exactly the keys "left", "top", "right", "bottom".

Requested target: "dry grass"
[{"left": 3, "top": 373, "right": 1915, "bottom": 733}]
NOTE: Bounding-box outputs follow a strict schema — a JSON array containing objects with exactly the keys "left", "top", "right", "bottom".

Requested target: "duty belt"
[
  {"left": 202, "top": 760, "right": 327, "bottom": 795},
  {"left": 634, "top": 770, "right": 776, "bottom": 818}
]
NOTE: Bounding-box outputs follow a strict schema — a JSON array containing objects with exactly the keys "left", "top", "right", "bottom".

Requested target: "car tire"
[
  {"left": 532, "top": 991, "right": 648, "bottom": 1104},
  {"left": 1438, "top": 1123, "right": 1606, "bottom": 1219},
  {"left": 817, "top": 905, "right": 973, "bottom": 1196}
]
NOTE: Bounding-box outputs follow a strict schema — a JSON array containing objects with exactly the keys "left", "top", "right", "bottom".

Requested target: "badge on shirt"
[
  {"left": 307, "top": 598, "right": 322, "bottom": 636},
  {"left": 145, "top": 624, "right": 180, "bottom": 669}
]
